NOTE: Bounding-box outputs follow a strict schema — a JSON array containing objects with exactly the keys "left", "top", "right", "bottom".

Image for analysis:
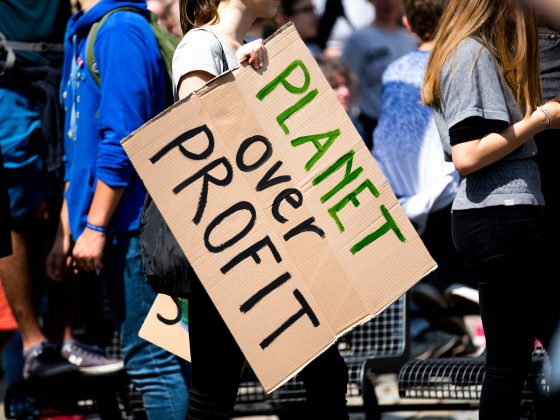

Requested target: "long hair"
[
  {"left": 179, "top": 0, "right": 221, "bottom": 34},
  {"left": 422, "top": 0, "right": 541, "bottom": 116}
]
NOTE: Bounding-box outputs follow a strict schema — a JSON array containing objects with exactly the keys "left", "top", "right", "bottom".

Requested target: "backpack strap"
[
  {"left": 85, "top": 6, "right": 143, "bottom": 87},
  {"left": 196, "top": 28, "right": 229, "bottom": 72}
]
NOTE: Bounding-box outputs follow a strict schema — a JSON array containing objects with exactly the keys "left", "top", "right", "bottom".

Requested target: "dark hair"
[
  {"left": 179, "top": 0, "right": 220, "bottom": 34},
  {"left": 403, "top": 0, "right": 449, "bottom": 42}
]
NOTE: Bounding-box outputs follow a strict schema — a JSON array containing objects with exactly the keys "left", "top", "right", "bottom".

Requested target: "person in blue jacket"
[{"left": 48, "top": 0, "right": 191, "bottom": 418}]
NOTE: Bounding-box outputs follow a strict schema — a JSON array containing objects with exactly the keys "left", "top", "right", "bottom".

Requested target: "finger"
[{"left": 65, "top": 255, "right": 73, "bottom": 269}]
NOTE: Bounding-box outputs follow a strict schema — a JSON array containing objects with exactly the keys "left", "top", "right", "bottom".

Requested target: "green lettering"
[
  {"left": 328, "top": 179, "right": 380, "bottom": 232},
  {"left": 277, "top": 89, "right": 318, "bottom": 134},
  {"left": 313, "top": 150, "right": 362, "bottom": 203},
  {"left": 291, "top": 129, "right": 341, "bottom": 171},
  {"left": 256, "top": 60, "right": 311, "bottom": 101},
  {"left": 350, "top": 205, "right": 406, "bottom": 254}
]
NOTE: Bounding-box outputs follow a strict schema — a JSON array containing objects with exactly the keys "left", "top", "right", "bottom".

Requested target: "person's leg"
[
  {"left": 0, "top": 226, "right": 46, "bottom": 351},
  {"left": 102, "top": 235, "right": 190, "bottom": 420},
  {"left": 186, "top": 277, "right": 245, "bottom": 419},
  {"left": 300, "top": 343, "right": 349, "bottom": 419},
  {"left": 476, "top": 256, "right": 533, "bottom": 420},
  {"left": 452, "top": 206, "right": 539, "bottom": 420}
]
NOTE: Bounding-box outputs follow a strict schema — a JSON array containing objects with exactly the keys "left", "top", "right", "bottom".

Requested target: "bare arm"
[
  {"left": 177, "top": 70, "right": 216, "bottom": 100},
  {"left": 452, "top": 101, "right": 560, "bottom": 176}
]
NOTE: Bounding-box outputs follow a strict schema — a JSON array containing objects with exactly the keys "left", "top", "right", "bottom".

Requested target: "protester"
[
  {"left": 422, "top": 0, "right": 560, "bottom": 418},
  {"left": 342, "top": 0, "right": 417, "bottom": 150},
  {"left": 0, "top": 0, "right": 86, "bottom": 379},
  {"left": 173, "top": 0, "right": 349, "bottom": 418},
  {"left": 147, "top": 0, "right": 182, "bottom": 36},
  {"left": 53, "top": 0, "right": 191, "bottom": 417},
  {"left": 372, "top": 0, "right": 479, "bottom": 359},
  {"left": 313, "top": 0, "right": 374, "bottom": 57},
  {"left": 275, "top": 0, "right": 322, "bottom": 56},
  {"left": 316, "top": 55, "right": 363, "bottom": 136}
]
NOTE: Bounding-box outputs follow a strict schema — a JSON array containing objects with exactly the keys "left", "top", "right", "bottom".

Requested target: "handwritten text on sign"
[
  {"left": 148, "top": 59, "right": 405, "bottom": 349},
  {"left": 124, "top": 23, "right": 433, "bottom": 393}
]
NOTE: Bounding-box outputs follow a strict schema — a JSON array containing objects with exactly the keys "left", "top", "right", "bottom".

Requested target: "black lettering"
[
  {"left": 259, "top": 289, "right": 320, "bottom": 349},
  {"left": 256, "top": 161, "right": 291, "bottom": 192},
  {"left": 156, "top": 296, "right": 182, "bottom": 325},
  {"left": 173, "top": 157, "right": 233, "bottom": 225},
  {"left": 283, "top": 217, "right": 325, "bottom": 241},
  {"left": 240, "top": 272, "right": 291, "bottom": 313},
  {"left": 221, "top": 236, "right": 282, "bottom": 274},
  {"left": 236, "top": 135, "right": 273, "bottom": 172},
  {"left": 204, "top": 201, "right": 257, "bottom": 253},
  {"left": 151, "top": 124, "right": 214, "bottom": 164},
  {"left": 272, "top": 188, "right": 303, "bottom": 223}
]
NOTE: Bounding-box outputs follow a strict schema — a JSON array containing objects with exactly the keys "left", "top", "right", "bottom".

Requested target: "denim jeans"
[
  {"left": 539, "top": 26, "right": 560, "bottom": 102},
  {"left": 102, "top": 235, "right": 191, "bottom": 420},
  {"left": 451, "top": 205, "right": 559, "bottom": 420}
]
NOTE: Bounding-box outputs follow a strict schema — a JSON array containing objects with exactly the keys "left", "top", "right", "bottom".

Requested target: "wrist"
[
  {"left": 85, "top": 222, "right": 108, "bottom": 234},
  {"left": 532, "top": 107, "right": 551, "bottom": 132}
]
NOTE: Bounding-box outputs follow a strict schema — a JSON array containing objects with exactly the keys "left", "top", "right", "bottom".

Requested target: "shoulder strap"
[
  {"left": 196, "top": 28, "right": 229, "bottom": 72},
  {"left": 85, "top": 6, "right": 143, "bottom": 87}
]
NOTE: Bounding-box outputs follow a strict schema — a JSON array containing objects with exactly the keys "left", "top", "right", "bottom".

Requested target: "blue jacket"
[{"left": 61, "top": 0, "right": 166, "bottom": 240}]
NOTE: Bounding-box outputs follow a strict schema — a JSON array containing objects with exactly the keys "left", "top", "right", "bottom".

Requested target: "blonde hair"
[{"left": 422, "top": 0, "right": 541, "bottom": 116}]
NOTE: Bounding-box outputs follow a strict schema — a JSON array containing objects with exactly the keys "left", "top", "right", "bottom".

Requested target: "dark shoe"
[
  {"left": 23, "top": 342, "right": 79, "bottom": 379},
  {"left": 61, "top": 339, "right": 124, "bottom": 375}
]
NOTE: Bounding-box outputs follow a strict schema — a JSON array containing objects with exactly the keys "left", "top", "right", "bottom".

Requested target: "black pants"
[
  {"left": 452, "top": 205, "right": 560, "bottom": 420},
  {"left": 187, "top": 278, "right": 349, "bottom": 420}
]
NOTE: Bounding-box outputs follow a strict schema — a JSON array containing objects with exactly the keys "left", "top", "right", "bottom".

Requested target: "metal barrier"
[
  {"left": 397, "top": 346, "right": 550, "bottom": 416},
  {"left": 4, "top": 295, "right": 408, "bottom": 418},
  {"left": 235, "top": 295, "right": 409, "bottom": 413}
]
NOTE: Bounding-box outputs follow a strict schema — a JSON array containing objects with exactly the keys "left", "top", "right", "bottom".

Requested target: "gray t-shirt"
[
  {"left": 342, "top": 26, "right": 417, "bottom": 120},
  {"left": 172, "top": 28, "right": 238, "bottom": 95},
  {"left": 433, "top": 38, "right": 544, "bottom": 210}
]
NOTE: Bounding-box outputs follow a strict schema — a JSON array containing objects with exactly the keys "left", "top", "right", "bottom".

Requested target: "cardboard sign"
[
  {"left": 139, "top": 294, "right": 191, "bottom": 361},
  {"left": 123, "top": 23, "right": 436, "bottom": 393}
]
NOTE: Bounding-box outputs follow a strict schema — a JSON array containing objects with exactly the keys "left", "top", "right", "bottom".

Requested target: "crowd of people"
[{"left": 1, "top": 0, "right": 560, "bottom": 419}]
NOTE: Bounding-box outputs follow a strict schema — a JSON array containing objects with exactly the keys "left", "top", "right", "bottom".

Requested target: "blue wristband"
[{"left": 86, "top": 222, "right": 108, "bottom": 233}]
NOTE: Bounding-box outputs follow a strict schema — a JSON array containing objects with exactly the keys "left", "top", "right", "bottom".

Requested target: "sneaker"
[
  {"left": 61, "top": 339, "right": 124, "bottom": 375},
  {"left": 23, "top": 342, "right": 79, "bottom": 379}
]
